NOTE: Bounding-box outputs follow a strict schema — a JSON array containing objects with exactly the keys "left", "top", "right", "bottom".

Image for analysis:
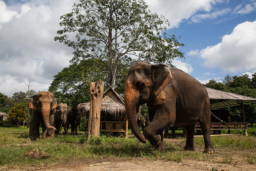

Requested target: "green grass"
[{"left": 1, "top": 127, "right": 256, "bottom": 168}]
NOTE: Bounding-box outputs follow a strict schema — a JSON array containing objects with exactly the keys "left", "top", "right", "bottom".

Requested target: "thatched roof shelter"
[
  {"left": 77, "top": 86, "right": 126, "bottom": 121},
  {"left": 206, "top": 87, "right": 256, "bottom": 110},
  {"left": 0, "top": 112, "right": 8, "bottom": 121}
]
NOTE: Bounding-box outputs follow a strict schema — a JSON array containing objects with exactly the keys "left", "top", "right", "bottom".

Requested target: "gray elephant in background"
[{"left": 54, "top": 103, "right": 71, "bottom": 135}]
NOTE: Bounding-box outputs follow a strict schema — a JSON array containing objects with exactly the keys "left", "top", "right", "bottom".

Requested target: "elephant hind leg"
[{"left": 200, "top": 101, "right": 214, "bottom": 153}]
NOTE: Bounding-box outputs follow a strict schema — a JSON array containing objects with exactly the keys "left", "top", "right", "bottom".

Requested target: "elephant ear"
[
  {"left": 29, "top": 95, "right": 37, "bottom": 110},
  {"left": 151, "top": 64, "right": 172, "bottom": 96},
  {"left": 52, "top": 98, "right": 58, "bottom": 110}
]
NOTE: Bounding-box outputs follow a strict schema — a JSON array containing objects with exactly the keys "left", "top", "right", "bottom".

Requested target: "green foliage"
[
  {"left": 229, "top": 75, "right": 253, "bottom": 88},
  {"left": 140, "top": 104, "right": 148, "bottom": 117},
  {"left": 55, "top": 0, "right": 184, "bottom": 88},
  {"left": 79, "top": 115, "right": 87, "bottom": 131},
  {"left": 0, "top": 93, "right": 13, "bottom": 113},
  {"left": 0, "top": 93, "right": 8, "bottom": 108},
  {"left": 204, "top": 79, "right": 226, "bottom": 91},
  {"left": 49, "top": 59, "right": 106, "bottom": 108},
  {"left": 7, "top": 103, "right": 28, "bottom": 127},
  {"left": 49, "top": 58, "right": 132, "bottom": 107},
  {"left": 12, "top": 91, "right": 27, "bottom": 104}
]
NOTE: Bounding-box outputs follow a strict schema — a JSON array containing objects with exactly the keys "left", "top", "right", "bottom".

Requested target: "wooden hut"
[
  {"left": 195, "top": 88, "right": 256, "bottom": 135},
  {"left": 77, "top": 86, "right": 128, "bottom": 137}
]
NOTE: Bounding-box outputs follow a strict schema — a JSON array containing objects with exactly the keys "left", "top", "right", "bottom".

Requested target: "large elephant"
[
  {"left": 54, "top": 103, "right": 71, "bottom": 135},
  {"left": 29, "top": 91, "right": 57, "bottom": 140},
  {"left": 67, "top": 108, "right": 80, "bottom": 135},
  {"left": 124, "top": 62, "right": 214, "bottom": 153}
]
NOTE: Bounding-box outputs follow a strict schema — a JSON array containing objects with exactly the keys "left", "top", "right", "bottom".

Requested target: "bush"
[{"left": 7, "top": 103, "right": 28, "bottom": 127}]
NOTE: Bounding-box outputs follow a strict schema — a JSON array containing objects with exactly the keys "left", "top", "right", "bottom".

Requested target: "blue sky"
[
  {"left": 0, "top": 0, "right": 256, "bottom": 96},
  {"left": 167, "top": 0, "right": 256, "bottom": 83}
]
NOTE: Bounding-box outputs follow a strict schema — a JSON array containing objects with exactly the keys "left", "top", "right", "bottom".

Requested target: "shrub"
[{"left": 7, "top": 103, "right": 28, "bottom": 127}]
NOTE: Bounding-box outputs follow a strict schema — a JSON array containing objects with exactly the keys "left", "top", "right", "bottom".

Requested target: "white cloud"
[
  {"left": 0, "top": 0, "right": 76, "bottom": 96},
  {"left": 197, "top": 78, "right": 222, "bottom": 84},
  {"left": 0, "top": 1, "right": 18, "bottom": 24},
  {"left": 187, "top": 49, "right": 200, "bottom": 56},
  {"left": 236, "top": 2, "right": 256, "bottom": 15},
  {"left": 172, "top": 59, "right": 193, "bottom": 74},
  {"left": 190, "top": 8, "right": 231, "bottom": 23},
  {"left": 144, "top": 0, "right": 222, "bottom": 28},
  {"left": 242, "top": 72, "right": 253, "bottom": 79},
  {"left": 233, "top": 4, "right": 243, "bottom": 14},
  {"left": 200, "top": 20, "right": 256, "bottom": 73}
]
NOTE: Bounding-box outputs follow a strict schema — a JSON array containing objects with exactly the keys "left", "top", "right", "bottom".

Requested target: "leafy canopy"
[
  {"left": 49, "top": 58, "right": 132, "bottom": 108},
  {"left": 54, "top": 0, "right": 184, "bottom": 88}
]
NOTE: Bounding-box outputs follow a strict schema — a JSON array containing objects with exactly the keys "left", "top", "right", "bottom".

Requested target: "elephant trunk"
[
  {"left": 41, "top": 103, "right": 56, "bottom": 131},
  {"left": 125, "top": 80, "right": 146, "bottom": 143}
]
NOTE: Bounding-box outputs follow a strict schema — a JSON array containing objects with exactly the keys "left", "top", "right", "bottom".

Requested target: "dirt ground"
[
  {"left": 2, "top": 137, "right": 256, "bottom": 171},
  {"left": 4, "top": 157, "right": 255, "bottom": 171}
]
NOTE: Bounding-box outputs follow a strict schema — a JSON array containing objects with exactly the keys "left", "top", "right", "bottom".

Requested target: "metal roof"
[{"left": 206, "top": 88, "right": 256, "bottom": 110}]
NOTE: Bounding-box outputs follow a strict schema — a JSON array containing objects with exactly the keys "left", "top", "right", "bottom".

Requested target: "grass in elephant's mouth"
[{"left": 0, "top": 127, "right": 256, "bottom": 168}]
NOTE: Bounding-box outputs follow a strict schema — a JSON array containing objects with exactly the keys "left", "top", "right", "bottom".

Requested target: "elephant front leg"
[
  {"left": 184, "top": 125, "right": 195, "bottom": 151},
  {"left": 144, "top": 109, "right": 175, "bottom": 151},
  {"left": 29, "top": 112, "right": 41, "bottom": 140}
]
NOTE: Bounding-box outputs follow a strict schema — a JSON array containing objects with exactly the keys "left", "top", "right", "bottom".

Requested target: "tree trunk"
[
  {"left": 88, "top": 81, "right": 104, "bottom": 141},
  {"left": 107, "top": 64, "right": 117, "bottom": 89}
]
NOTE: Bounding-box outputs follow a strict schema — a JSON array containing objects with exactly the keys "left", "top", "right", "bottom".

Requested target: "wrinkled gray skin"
[
  {"left": 125, "top": 62, "right": 214, "bottom": 153},
  {"left": 29, "top": 91, "right": 57, "bottom": 140},
  {"left": 54, "top": 103, "right": 71, "bottom": 135}
]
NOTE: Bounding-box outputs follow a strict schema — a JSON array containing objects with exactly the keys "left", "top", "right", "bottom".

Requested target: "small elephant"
[
  {"left": 54, "top": 103, "right": 71, "bottom": 135},
  {"left": 29, "top": 91, "right": 57, "bottom": 140},
  {"left": 124, "top": 62, "right": 214, "bottom": 153},
  {"left": 67, "top": 108, "right": 80, "bottom": 135}
]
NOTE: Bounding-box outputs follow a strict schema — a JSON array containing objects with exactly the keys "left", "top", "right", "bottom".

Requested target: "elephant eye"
[{"left": 135, "top": 81, "right": 144, "bottom": 89}]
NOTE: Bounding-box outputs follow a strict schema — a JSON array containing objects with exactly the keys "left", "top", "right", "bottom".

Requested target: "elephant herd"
[
  {"left": 29, "top": 62, "right": 217, "bottom": 154},
  {"left": 28, "top": 91, "right": 80, "bottom": 140}
]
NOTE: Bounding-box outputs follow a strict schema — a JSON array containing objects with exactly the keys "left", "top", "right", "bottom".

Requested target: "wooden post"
[
  {"left": 242, "top": 101, "right": 248, "bottom": 136},
  {"left": 125, "top": 118, "right": 128, "bottom": 139},
  {"left": 87, "top": 81, "right": 104, "bottom": 141}
]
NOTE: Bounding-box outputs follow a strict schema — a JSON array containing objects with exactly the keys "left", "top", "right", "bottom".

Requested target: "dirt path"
[
  {"left": 3, "top": 157, "right": 255, "bottom": 171},
  {"left": 27, "top": 158, "right": 256, "bottom": 171}
]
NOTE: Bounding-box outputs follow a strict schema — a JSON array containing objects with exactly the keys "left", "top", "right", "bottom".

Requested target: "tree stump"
[{"left": 87, "top": 81, "right": 104, "bottom": 141}]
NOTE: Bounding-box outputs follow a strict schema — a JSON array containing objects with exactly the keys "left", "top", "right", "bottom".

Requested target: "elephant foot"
[
  {"left": 184, "top": 145, "right": 195, "bottom": 151},
  {"left": 29, "top": 137, "right": 37, "bottom": 141},
  {"left": 203, "top": 149, "right": 215, "bottom": 154},
  {"left": 155, "top": 141, "right": 164, "bottom": 152}
]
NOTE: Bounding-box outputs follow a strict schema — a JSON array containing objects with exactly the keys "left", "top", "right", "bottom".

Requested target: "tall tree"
[
  {"left": 228, "top": 75, "right": 253, "bottom": 89},
  {"left": 223, "top": 74, "right": 233, "bottom": 86},
  {"left": 49, "top": 59, "right": 107, "bottom": 108},
  {"left": 55, "top": 0, "right": 184, "bottom": 89},
  {"left": 0, "top": 93, "right": 8, "bottom": 108},
  {"left": 12, "top": 91, "right": 27, "bottom": 104}
]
